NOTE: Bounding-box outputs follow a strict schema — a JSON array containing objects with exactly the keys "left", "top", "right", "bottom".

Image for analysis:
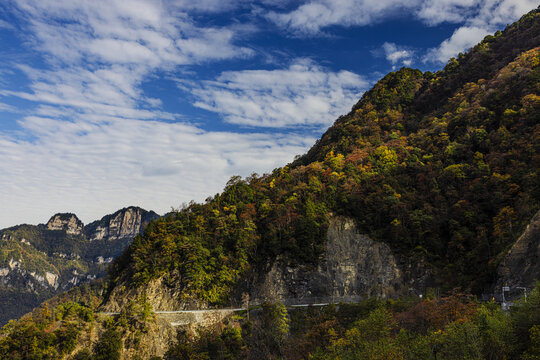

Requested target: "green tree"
[
  {"left": 512, "top": 283, "right": 540, "bottom": 356},
  {"left": 94, "top": 328, "right": 122, "bottom": 360},
  {"left": 261, "top": 301, "right": 290, "bottom": 357}
]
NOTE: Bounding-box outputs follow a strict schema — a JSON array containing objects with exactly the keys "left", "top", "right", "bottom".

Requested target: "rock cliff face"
[
  {"left": 0, "top": 206, "right": 159, "bottom": 325},
  {"left": 83, "top": 207, "right": 159, "bottom": 263},
  {"left": 46, "top": 213, "right": 84, "bottom": 235},
  {"left": 494, "top": 211, "right": 540, "bottom": 298},
  {"left": 245, "top": 215, "right": 432, "bottom": 304},
  {"left": 86, "top": 207, "right": 158, "bottom": 242}
]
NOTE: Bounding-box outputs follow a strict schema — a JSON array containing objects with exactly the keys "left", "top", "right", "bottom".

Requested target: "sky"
[{"left": 0, "top": 0, "right": 537, "bottom": 228}]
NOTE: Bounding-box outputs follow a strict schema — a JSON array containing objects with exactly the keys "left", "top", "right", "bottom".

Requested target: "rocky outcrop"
[
  {"left": 102, "top": 276, "right": 205, "bottom": 312},
  {"left": 246, "top": 215, "right": 431, "bottom": 304},
  {"left": 85, "top": 207, "right": 159, "bottom": 242},
  {"left": 494, "top": 211, "right": 540, "bottom": 298},
  {"left": 104, "top": 215, "right": 432, "bottom": 314},
  {"left": 83, "top": 207, "right": 159, "bottom": 264},
  {"left": 46, "top": 213, "right": 83, "bottom": 235}
]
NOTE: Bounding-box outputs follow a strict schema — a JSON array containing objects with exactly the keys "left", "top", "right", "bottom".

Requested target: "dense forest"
[
  {"left": 111, "top": 7, "right": 539, "bottom": 301},
  {"left": 0, "top": 6, "right": 538, "bottom": 360}
]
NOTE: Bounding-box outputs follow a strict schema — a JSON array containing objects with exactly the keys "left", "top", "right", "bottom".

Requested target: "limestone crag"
[
  {"left": 86, "top": 207, "right": 158, "bottom": 242},
  {"left": 494, "top": 211, "right": 540, "bottom": 298},
  {"left": 46, "top": 213, "right": 83, "bottom": 235},
  {"left": 0, "top": 262, "right": 58, "bottom": 290},
  {"left": 246, "top": 215, "right": 431, "bottom": 304}
]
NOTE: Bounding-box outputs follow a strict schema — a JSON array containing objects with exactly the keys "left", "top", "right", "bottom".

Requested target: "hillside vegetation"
[
  {"left": 112, "top": 8, "right": 539, "bottom": 301},
  {"left": 0, "top": 7, "right": 539, "bottom": 360}
]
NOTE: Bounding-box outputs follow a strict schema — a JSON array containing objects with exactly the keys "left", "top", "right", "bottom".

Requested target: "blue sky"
[{"left": 0, "top": 0, "right": 536, "bottom": 228}]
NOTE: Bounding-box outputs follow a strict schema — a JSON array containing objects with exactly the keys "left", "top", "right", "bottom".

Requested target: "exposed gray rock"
[
  {"left": 86, "top": 207, "right": 158, "bottom": 242},
  {"left": 494, "top": 211, "right": 540, "bottom": 298},
  {"left": 46, "top": 213, "right": 83, "bottom": 235},
  {"left": 103, "top": 215, "right": 433, "bottom": 314},
  {"left": 247, "top": 215, "right": 431, "bottom": 304}
]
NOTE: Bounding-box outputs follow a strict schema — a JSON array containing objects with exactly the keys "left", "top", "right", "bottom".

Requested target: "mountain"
[
  {"left": 106, "top": 7, "right": 539, "bottom": 308},
  {"left": 0, "top": 7, "right": 538, "bottom": 360},
  {"left": 0, "top": 207, "right": 159, "bottom": 325}
]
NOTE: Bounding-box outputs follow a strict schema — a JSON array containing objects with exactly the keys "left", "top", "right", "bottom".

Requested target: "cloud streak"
[
  {"left": 381, "top": 43, "right": 414, "bottom": 69},
  {"left": 423, "top": 26, "right": 490, "bottom": 63},
  {"left": 422, "top": 0, "right": 538, "bottom": 63},
  {"left": 267, "top": 0, "right": 538, "bottom": 63},
  {"left": 189, "top": 59, "right": 369, "bottom": 128},
  {"left": 267, "top": 0, "right": 419, "bottom": 36},
  {"left": 0, "top": 117, "right": 314, "bottom": 228}
]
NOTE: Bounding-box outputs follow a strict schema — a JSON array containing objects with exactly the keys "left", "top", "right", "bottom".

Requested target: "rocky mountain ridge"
[
  {"left": 0, "top": 206, "right": 159, "bottom": 325},
  {"left": 46, "top": 214, "right": 84, "bottom": 235}
]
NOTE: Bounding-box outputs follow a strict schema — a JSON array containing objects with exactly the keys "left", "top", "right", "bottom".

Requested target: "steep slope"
[
  {"left": 106, "top": 7, "right": 539, "bottom": 311},
  {"left": 0, "top": 7, "right": 538, "bottom": 360},
  {"left": 0, "top": 207, "right": 158, "bottom": 325}
]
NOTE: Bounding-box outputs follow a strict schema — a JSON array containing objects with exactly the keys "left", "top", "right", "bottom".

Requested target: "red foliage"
[{"left": 396, "top": 293, "right": 478, "bottom": 333}]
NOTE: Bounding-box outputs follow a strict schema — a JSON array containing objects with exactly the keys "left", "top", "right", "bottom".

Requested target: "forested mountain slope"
[
  {"left": 109, "top": 7, "right": 539, "bottom": 304},
  {"left": 0, "top": 7, "right": 538, "bottom": 360}
]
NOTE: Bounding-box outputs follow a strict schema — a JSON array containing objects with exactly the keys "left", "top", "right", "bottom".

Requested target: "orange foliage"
[{"left": 396, "top": 294, "right": 478, "bottom": 333}]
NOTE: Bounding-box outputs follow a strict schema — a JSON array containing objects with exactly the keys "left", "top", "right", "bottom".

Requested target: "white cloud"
[
  {"left": 420, "top": 0, "right": 538, "bottom": 63},
  {"left": 268, "top": 0, "right": 537, "bottom": 35},
  {"left": 469, "top": 0, "right": 539, "bottom": 28},
  {"left": 267, "top": 0, "right": 537, "bottom": 64},
  {"left": 0, "top": 0, "right": 255, "bottom": 125},
  {"left": 0, "top": 65, "right": 174, "bottom": 122},
  {"left": 423, "top": 26, "right": 490, "bottom": 63},
  {"left": 2, "top": 0, "right": 253, "bottom": 121},
  {"left": 382, "top": 42, "right": 414, "bottom": 69},
  {"left": 0, "top": 117, "right": 314, "bottom": 228},
  {"left": 0, "top": 102, "right": 17, "bottom": 112},
  {"left": 12, "top": 0, "right": 254, "bottom": 67},
  {"left": 0, "top": 19, "right": 14, "bottom": 29},
  {"left": 267, "top": 0, "right": 420, "bottom": 35},
  {"left": 188, "top": 59, "right": 369, "bottom": 128},
  {"left": 416, "top": 0, "right": 480, "bottom": 25}
]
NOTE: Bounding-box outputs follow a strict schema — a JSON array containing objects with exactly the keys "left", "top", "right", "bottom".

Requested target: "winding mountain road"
[{"left": 100, "top": 302, "right": 332, "bottom": 317}]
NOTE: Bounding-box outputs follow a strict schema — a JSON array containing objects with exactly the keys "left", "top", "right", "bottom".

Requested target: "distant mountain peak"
[
  {"left": 46, "top": 213, "right": 83, "bottom": 235},
  {"left": 84, "top": 206, "right": 159, "bottom": 242}
]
